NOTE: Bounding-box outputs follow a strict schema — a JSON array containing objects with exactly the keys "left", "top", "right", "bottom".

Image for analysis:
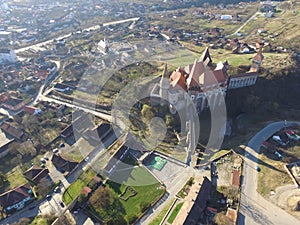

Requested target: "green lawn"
[
  {"left": 167, "top": 202, "right": 184, "bottom": 224},
  {"left": 92, "top": 165, "right": 165, "bottom": 224},
  {"left": 6, "top": 166, "right": 27, "bottom": 190},
  {"left": 63, "top": 169, "right": 96, "bottom": 205}
]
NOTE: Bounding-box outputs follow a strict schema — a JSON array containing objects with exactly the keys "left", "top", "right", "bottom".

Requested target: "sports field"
[{"left": 151, "top": 156, "right": 167, "bottom": 171}]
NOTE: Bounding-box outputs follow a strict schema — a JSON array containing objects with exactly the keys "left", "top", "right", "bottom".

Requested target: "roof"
[
  {"left": 60, "top": 124, "right": 73, "bottom": 138},
  {"left": 24, "top": 106, "right": 40, "bottom": 115},
  {"left": 230, "top": 71, "right": 257, "bottom": 79},
  {"left": 51, "top": 154, "right": 78, "bottom": 172},
  {"left": 0, "top": 93, "right": 9, "bottom": 104},
  {"left": 23, "top": 165, "right": 49, "bottom": 184},
  {"left": 232, "top": 169, "right": 240, "bottom": 187},
  {"left": 174, "top": 176, "right": 212, "bottom": 225},
  {"left": 0, "top": 122, "right": 24, "bottom": 140},
  {"left": 226, "top": 208, "right": 238, "bottom": 223},
  {"left": 0, "top": 183, "right": 32, "bottom": 209},
  {"left": 169, "top": 70, "right": 188, "bottom": 91},
  {"left": 82, "top": 123, "right": 112, "bottom": 145},
  {"left": 183, "top": 177, "right": 212, "bottom": 225},
  {"left": 81, "top": 186, "right": 92, "bottom": 196}
]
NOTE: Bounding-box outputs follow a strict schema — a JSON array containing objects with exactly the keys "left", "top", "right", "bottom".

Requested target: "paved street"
[{"left": 239, "top": 121, "right": 300, "bottom": 225}]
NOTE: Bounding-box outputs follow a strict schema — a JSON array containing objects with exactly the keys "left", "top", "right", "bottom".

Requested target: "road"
[
  {"left": 233, "top": 11, "right": 260, "bottom": 35},
  {"left": 239, "top": 121, "right": 300, "bottom": 225},
  {"left": 15, "top": 17, "right": 140, "bottom": 54}
]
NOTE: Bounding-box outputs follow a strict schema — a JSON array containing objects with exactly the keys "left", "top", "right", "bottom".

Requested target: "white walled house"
[{"left": 0, "top": 49, "right": 17, "bottom": 64}]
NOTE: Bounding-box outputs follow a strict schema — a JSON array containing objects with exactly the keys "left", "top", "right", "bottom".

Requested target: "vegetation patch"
[
  {"left": 167, "top": 202, "right": 184, "bottom": 224},
  {"left": 89, "top": 166, "right": 165, "bottom": 224},
  {"left": 63, "top": 169, "right": 96, "bottom": 205}
]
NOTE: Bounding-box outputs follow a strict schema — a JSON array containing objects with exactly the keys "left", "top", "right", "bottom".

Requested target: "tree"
[
  {"left": 141, "top": 104, "right": 154, "bottom": 122},
  {"left": 107, "top": 213, "right": 127, "bottom": 225},
  {"left": 127, "top": 214, "right": 138, "bottom": 224},
  {"left": 36, "top": 178, "right": 52, "bottom": 197},
  {"left": 89, "top": 187, "right": 114, "bottom": 209},
  {"left": 78, "top": 193, "right": 88, "bottom": 203},
  {"left": 0, "top": 172, "right": 7, "bottom": 187}
]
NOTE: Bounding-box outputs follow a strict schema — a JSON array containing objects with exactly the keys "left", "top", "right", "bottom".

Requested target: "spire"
[
  {"left": 159, "top": 63, "right": 170, "bottom": 106},
  {"left": 199, "top": 47, "right": 212, "bottom": 66},
  {"left": 162, "top": 63, "right": 168, "bottom": 79}
]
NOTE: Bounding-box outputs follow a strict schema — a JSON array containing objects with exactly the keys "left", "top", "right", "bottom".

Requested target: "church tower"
[{"left": 159, "top": 63, "right": 169, "bottom": 106}]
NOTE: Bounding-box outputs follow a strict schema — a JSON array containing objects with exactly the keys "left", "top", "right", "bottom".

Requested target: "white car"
[{"left": 272, "top": 135, "right": 288, "bottom": 146}]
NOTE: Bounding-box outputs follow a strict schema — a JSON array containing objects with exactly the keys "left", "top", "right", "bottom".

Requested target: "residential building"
[
  {"left": 0, "top": 49, "right": 17, "bottom": 64},
  {"left": 24, "top": 106, "right": 42, "bottom": 115},
  {"left": 0, "top": 183, "right": 33, "bottom": 213},
  {"left": 23, "top": 165, "right": 51, "bottom": 185},
  {"left": 51, "top": 154, "right": 78, "bottom": 173}
]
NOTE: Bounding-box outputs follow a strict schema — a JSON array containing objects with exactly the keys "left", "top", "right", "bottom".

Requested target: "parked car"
[
  {"left": 59, "top": 143, "right": 65, "bottom": 148},
  {"left": 54, "top": 187, "right": 60, "bottom": 193},
  {"left": 44, "top": 156, "right": 49, "bottom": 161},
  {"left": 275, "top": 151, "right": 283, "bottom": 159},
  {"left": 53, "top": 148, "right": 59, "bottom": 154},
  {"left": 285, "top": 130, "right": 300, "bottom": 141},
  {"left": 272, "top": 135, "right": 288, "bottom": 146},
  {"left": 59, "top": 201, "right": 65, "bottom": 208},
  {"left": 40, "top": 158, "right": 46, "bottom": 164},
  {"left": 46, "top": 194, "right": 51, "bottom": 200},
  {"left": 256, "top": 166, "right": 261, "bottom": 172}
]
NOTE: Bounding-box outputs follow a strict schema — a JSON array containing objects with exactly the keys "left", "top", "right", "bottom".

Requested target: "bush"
[
  {"left": 140, "top": 201, "right": 151, "bottom": 213},
  {"left": 127, "top": 214, "right": 138, "bottom": 224}
]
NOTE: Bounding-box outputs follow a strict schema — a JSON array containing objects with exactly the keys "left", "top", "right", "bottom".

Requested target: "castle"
[{"left": 151, "top": 47, "right": 263, "bottom": 114}]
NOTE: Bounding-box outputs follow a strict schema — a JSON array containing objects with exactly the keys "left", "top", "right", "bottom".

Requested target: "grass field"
[
  {"left": 167, "top": 202, "right": 184, "bottom": 224},
  {"left": 257, "top": 147, "right": 293, "bottom": 196},
  {"left": 97, "top": 165, "right": 165, "bottom": 223},
  {"left": 63, "top": 169, "right": 96, "bottom": 205},
  {"left": 5, "top": 166, "right": 27, "bottom": 191}
]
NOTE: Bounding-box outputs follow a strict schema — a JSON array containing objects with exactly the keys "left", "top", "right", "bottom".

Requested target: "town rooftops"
[
  {"left": 0, "top": 122, "right": 24, "bottom": 140},
  {"left": 173, "top": 176, "right": 212, "bottom": 225},
  {"left": 24, "top": 106, "right": 41, "bottom": 115},
  {"left": 0, "top": 183, "right": 32, "bottom": 210},
  {"left": 23, "top": 165, "right": 49, "bottom": 184},
  {"left": 51, "top": 154, "right": 78, "bottom": 172}
]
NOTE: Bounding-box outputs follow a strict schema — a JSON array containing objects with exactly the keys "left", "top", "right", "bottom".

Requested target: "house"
[
  {"left": 23, "top": 165, "right": 51, "bottom": 185},
  {"left": 0, "top": 48, "right": 17, "bottom": 64},
  {"left": 81, "top": 186, "right": 92, "bottom": 197},
  {"left": 173, "top": 176, "right": 212, "bottom": 225},
  {"left": 24, "top": 106, "right": 42, "bottom": 115},
  {"left": 232, "top": 169, "right": 240, "bottom": 187},
  {"left": 82, "top": 123, "right": 112, "bottom": 146},
  {"left": 0, "top": 183, "right": 33, "bottom": 213},
  {"left": 0, "top": 122, "right": 24, "bottom": 140},
  {"left": 0, "top": 130, "right": 14, "bottom": 158},
  {"left": 54, "top": 83, "right": 71, "bottom": 92},
  {"left": 221, "top": 15, "right": 233, "bottom": 20},
  {"left": 51, "top": 154, "right": 78, "bottom": 173}
]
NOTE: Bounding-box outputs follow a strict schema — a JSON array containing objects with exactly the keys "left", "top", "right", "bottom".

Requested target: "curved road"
[{"left": 239, "top": 121, "right": 300, "bottom": 225}]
